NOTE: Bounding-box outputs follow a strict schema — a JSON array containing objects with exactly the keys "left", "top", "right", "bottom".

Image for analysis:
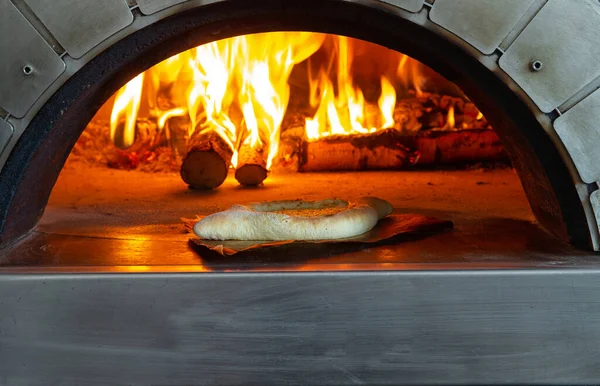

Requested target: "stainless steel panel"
[
  {"left": 2, "top": 269, "right": 600, "bottom": 384},
  {"left": 379, "top": 0, "right": 423, "bottom": 13},
  {"left": 0, "top": 1, "right": 65, "bottom": 118},
  {"left": 499, "top": 0, "right": 600, "bottom": 113},
  {"left": 430, "top": 0, "right": 536, "bottom": 55},
  {"left": 0, "top": 120, "right": 14, "bottom": 155},
  {"left": 554, "top": 88, "right": 600, "bottom": 183},
  {"left": 24, "top": 0, "right": 133, "bottom": 59}
]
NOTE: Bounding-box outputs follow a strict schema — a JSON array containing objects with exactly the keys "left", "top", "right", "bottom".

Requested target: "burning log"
[
  {"left": 162, "top": 112, "right": 190, "bottom": 159},
  {"left": 411, "top": 129, "right": 507, "bottom": 165},
  {"left": 391, "top": 93, "right": 490, "bottom": 133},
  {"left": 180, "top": 132, "right": 233, "bottom": 189},
  {"left": 234, "top": 146, "right": 268, "bottom": 186},
  {"left": 300, "top": 130, "right": 416, "bottom": 172},
  {"left": 299, "top": 129, "right": 507, "bottom": 172}
]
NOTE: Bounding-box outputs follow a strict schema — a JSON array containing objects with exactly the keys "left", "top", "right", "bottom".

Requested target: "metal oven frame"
[{"left": 1, "top": 1, "right": 600, "bottom": 384}]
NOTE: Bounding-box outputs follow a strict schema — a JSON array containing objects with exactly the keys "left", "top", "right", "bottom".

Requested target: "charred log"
[
  {"left": 234, "top": 146, "right": 268, "bottom": 186},
  {"left": 180, "top": 132, "right": 233, "bottom": 189},
  {"left": 410, "top": 129, "right": 507, "bottom": 165},
  {"left": 300, "top": 130, "right": 416, "bottom": 172},
  {"left": 300, "top": 129, "right": 507, "bottom": 172}
]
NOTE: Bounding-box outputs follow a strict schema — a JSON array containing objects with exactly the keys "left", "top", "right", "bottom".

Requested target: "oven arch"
[{"left": 0, "top": 0, "right": 596, "bottom": 249}]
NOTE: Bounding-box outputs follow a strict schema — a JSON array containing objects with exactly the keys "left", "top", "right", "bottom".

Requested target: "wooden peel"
[
  {"left": 234, "top": 145, "right": 268, "bottom": 186},
  {"left": 180, "top": 132, "right": 233, "bottom": 189}
]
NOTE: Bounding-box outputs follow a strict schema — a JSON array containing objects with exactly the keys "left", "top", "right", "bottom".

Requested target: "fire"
[
  {"left": 187, "top": 39, "right": 237, "bottom": 158},
  {"left": 378, "top": 76, "right": 396, "bottom": 130},
  {"left": 110, "top": 32, "right": 325, "bottom": 169},
  {"left": 305, "top": 36, "right": 397, "bottom": 141},
  {"left": 396, "top": 53, "right": 426, "bottom": 97},
  {"left": 108, "top": 32, "right": 470, "bottom": 171},
  {"left": 110, "top": 72, "right": 144, "bottom": 149},
  {"left": 233, "top": 32, "right": 322, "bottom": 168},
  {"left": 445, "top": 105, "right": 456, "bottom": 130},
  {"left": 181, "top": 32, "right": 327, "bottom": 168}
]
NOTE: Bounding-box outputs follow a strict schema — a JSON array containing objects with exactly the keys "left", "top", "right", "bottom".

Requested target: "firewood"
[
  {"left": 299, "top": 130, "right": 416, "bottom": 172},
  {"left": 163, "top": 114, "right": 189, "bottom": 159},
  {"left": 391, "top": 93, "right": 490, "bottom": 134},
  {"left": 412, "top": 129, "right": 506, "bottom": 165},
  {"left": 180, "top": 131, "right": 233, "bottom": 189},
  {"left": 271, "top": 123, "right": 306, "bottom": 173},
  {"left": 299, "top": 129, "right": 507, "bottom": 172},
  {"left": 235, "top": 145, "right": 268, "bottom": 186}
]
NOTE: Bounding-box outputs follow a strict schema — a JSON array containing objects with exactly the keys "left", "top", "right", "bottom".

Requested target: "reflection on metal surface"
[
  {"left": 3, "top": 269, "right": 600, "bottom": 384},
  {"left": 124, "top": 265, "right": 152, "bottom": 272},
  {"left": 24, "top": 0, "right": 133, "bottom": 58},
  {"left": 2, "top": 215, "right": 593, "bottom": 270},
  {"left": 0, "top": 261, "right": 583, "bottom": 273},
  {"left": 0, "top": 1, "right": 65, "bottom": 117}
]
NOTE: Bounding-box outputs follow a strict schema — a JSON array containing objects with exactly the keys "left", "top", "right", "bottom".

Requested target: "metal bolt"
[
  {"left": 529, "top": 60, "right": 543, "bottom": 72},
  {"left": 22, "top": 65, "right": 34, "bottom": 76}
]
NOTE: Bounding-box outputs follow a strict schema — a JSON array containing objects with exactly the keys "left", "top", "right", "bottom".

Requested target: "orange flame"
[
  {"left": 108, "top": 33, "right": 464, "bottom": 168},
  {"left": 305, "top": 36, "right": 397, "bottom": 141},
  {"left": 235, "top": 33, "right": 318, "bottom": 168},
  {"left": 110, "top": 73, "right": 144, "bottom": 149},
  {"left": 187, "top": 39, "right": 237, "bottom": 155},
  {"left": 397, "top": 53, "right": 426, "bottom": 97},
  {"left": 183, "top": 32, "right": 323, "bottom": 168},
  {"left": 445, "top": 105, "right": 455, "bottom": 130},
  {"left": 378, "top": 76, "right": 396, "bottom": 130}
]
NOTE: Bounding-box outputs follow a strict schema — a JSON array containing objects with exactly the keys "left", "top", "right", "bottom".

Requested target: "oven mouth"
[{"left": 0, "top": 0, "right": 592, "bottom": 255}]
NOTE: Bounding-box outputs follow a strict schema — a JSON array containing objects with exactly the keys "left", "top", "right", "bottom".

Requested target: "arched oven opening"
[{"left": 0, "top": 0, "right": 596, "bottom": 257}]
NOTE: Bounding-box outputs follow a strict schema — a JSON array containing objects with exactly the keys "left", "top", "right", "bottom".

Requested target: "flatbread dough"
[{"left": 193, "top": 197, "right": 393, "bottom": 241}]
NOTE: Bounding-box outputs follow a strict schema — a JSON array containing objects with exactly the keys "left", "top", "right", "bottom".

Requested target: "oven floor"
[{"left": 2, "top": 166, "right": 597, "bottom": 268}]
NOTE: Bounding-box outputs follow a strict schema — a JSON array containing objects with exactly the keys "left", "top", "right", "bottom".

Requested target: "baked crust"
[{"left": 193, "top": 197, "right": 393, "bottom": 241}]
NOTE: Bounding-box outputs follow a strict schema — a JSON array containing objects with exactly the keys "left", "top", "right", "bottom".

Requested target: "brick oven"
[{"left": 1, "top": 0, "right": 600, "bottom": 384}]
